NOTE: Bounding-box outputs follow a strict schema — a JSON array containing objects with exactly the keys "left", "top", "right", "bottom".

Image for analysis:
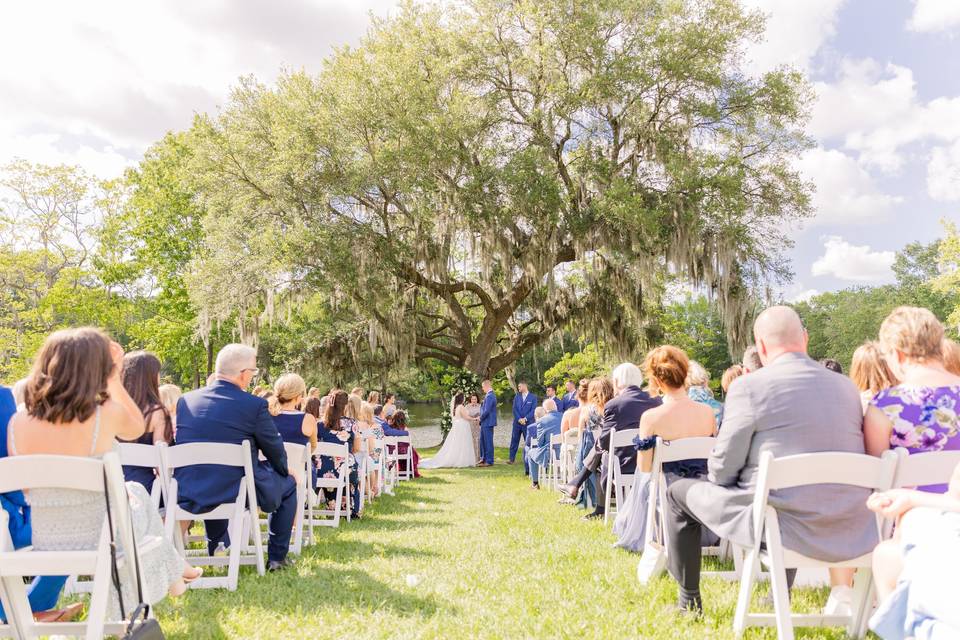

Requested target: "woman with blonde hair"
[
  {"left": 268, "top": 373, "right": 318, "bottom": 448},
  {"left": 559, "top": 377, "right": 615, "bottom": 507},
  {"left": 685, "top": 360, "right": 723, "bottom": 424},
  {"left": 613, "top": 345, "right": 716, "bottom": 551},
  {"left": 357, "top": 401, "right": 383, "bottom": 497},
  {"left": 850, "top": 341, "right": 898, "bottom": 412},
  {"left": 864, "top": 307, "right": 960, "bottom": 491},
  {"left": 943, "top": 338, "right": 960, "bottom": 376},
  {"left": 720, "top": 364, "right": 744, "bottom": 395}
]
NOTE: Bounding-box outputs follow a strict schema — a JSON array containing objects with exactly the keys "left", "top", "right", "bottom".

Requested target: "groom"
[{"left": 478, "top": 379, "right": 497, "bottom": 467}]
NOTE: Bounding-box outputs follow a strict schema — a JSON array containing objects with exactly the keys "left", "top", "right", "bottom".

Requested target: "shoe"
[
  {"left": 823, "top": 585, "right": 853, "bottom": 617},
  {"left": 581, "top": 511, "right": 604, "bottom": 521},
  {"left": 506, "top": 460, "right": 515, "bottom": 465},
  {"left": 531, "top": 483, "right": 540, "bottom": 490},
  {"left": 676, "top": 595, "right": 704, "bottom": 616},
  {"left": 267, "top": 558, "right": 294, "bottom": 572},
  {"left": 557, "top": 496, "right": 575, "bottom": 505},
  {"left": 477, "top": 462, "right": 491, "bottom": 467},
  {"left": 33, "top": 602, "right": 83, "bottom": 623},
  {"left": 559, "top": 483, "right": 578, "bottom": 500}
]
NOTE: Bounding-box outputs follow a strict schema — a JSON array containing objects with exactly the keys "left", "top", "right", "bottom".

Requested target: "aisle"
[{"left": 154, "top": 448, "right": 843, "bottom": 639}]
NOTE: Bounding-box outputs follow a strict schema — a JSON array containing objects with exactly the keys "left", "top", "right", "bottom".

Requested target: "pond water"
[{"left": 403, "top": 401, "right": 515, "bottom": 449}]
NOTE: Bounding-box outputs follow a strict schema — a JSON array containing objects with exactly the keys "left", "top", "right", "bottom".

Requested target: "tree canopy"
[{"left": 187, "top": 0, "right": 813, "bottom": 376}]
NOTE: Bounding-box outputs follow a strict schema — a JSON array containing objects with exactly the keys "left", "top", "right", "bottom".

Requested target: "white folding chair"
[
  {"left": 163, "top": 440, "right": 265, "bottom": 590},
  {"left": 384, "top": 436, "right": 413, "bottom": 483},
  {"left": 891, "top": 447, "right": 960, "bottom": 489},
  {"left": 259, "top": 443, "right": 309, "bottom": 554},
  {"left": 559, "top": 428, "right": 581, "bottom": 485},
  {"left": 547, "top": 433, "right": 563, "bottom": 489},
  {"left": 0, "top": 452, "right": 142, "bottom": 640},
  {"left": 117, "top": 442, "right": 168, "bottom": 510},
  {"left": 309, "top": 441, "right": 351, "bottom": 528},
  {"left": 733, "top": 450, "right": 898, "bottom": 640},
  {"left": 604, "top": 428, "right": 639, "bottom": 524}
]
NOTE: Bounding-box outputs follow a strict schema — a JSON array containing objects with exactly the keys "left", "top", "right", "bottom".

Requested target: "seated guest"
[
  {"left": 821, "top": 358, "right": 844, "bottom": 374},
  {"left": 367, "top": 390, "right": 381, "bottom": 405},
  {"left": 526, "top": 398, "right": 563, "bottom": 489},
  {"left": 663, "top": 306, "right": 875, "bottom": 613},
  {"left": 865, "top": 306, "right": 960, "bottom": 492},
  {"left": 0, "top": 383, "right": 81, "bottom": 624},
  {"left": 383, "top": 393, "right": 397, "bottom": 419},
  {"left": 560, "top": 380, "right": 589, "bottom": 434},
  {"left": 358, "top": 401, "right": 383, "bottom": 497},
  {"left": 720, "top": 365, "right": 743, "bottom": 395},
  {"left": 373, "top": 403, "right": 389, "bottom": 430},
  {"left": 742, "top": 345, "right": 763, "bottom": 373},
  {"left": 268, "top": 373, "right": 318, "bottom": 450},
  {"left": 175, "top": 343, "right": 297, "bottom": 572},
  {"left": 11, "top": 378, "right": 27, "bottom": 410},
  {"left": 850, "top": 341, "right": 898, "bottom": 413},
  {"left": 582, "top": 363, "right": 661, "bottom": 520},
  {"left": 159, "top": 383, "right": 182, "bottom": 432},
  {"left": 685, "top": 360, "right": 723, "bottom": 424},
  {"left": 567, "top": 378, "right": 614, "bottom": 508},
  {"left": 8, "top": 328, "right": 199, "bottom": 618},
  {"left": 942, "top": 338, "right": 960, "bottom": 376},
  {"left": 867, "top": 462, "right": 960, "bottom": 639},
  {"left": 308, "top": 387, "right": 321, "bottom": 400},
  {"left": 386, "top": 410, "right": 420, "bottom": 478},
  {"left": 614, "top": 346, "right": 717, "bottom": 551},
  {"left": 119, "top": 350, "right": 174, "bottom": 493},
  {"left": 317, "top": 391, "right": 361, "bottom": 516},
  {"left": 205, "top": 372, "right": 217, "bottom": 386}
]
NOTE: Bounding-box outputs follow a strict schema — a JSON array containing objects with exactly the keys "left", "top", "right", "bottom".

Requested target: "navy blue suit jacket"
[
  {"left": 174, "top": 380, "right": 290, "bottom": 514},
  {"left": 0, "top": 386, "right": 31, "bottom": 549},
  {"left": 598, "top": 385, "right": 661, "bottom": 474},
  {"left": 512, "top": 392, "right": 537, "bottom": 429},
  {"left": 561, "top": 391, "right": 579, "bottom": 412},
  {"left": 480, "top": 390, "right": 497, "bottom": 428}
]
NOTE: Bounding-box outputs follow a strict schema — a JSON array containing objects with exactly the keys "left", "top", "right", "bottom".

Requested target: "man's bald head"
[{"left": 753, "top": 305, "right": 808, "bottom": 365}]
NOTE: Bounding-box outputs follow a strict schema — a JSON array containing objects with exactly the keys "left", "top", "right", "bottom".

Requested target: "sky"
[{"left": 0, "top": 0, "right": 958, "bottom": 299}]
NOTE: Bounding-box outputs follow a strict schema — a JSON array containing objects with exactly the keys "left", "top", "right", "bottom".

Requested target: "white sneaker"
[{"left": 823, "top": 585, "right": 853, "bottom": 617}]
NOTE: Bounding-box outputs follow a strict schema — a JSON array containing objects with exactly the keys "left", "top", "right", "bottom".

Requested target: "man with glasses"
[{"left": 174, "top": 343, "right": 298, "bottom": 571}]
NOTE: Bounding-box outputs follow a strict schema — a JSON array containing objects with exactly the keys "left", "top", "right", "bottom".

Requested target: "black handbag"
[{"left": 103, "top": 473, "right": 166, "bottom": 640}]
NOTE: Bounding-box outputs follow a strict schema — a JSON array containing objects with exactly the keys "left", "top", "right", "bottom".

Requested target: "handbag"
[
  {"left": 636, "top": 540, "right": 668, "bottom": 585},
  {"left": 102, "top": 473, "right": 166, "bottom": 640}
]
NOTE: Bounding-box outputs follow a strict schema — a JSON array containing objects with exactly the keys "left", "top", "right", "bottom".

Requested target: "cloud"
[
  {"left": 927, "top": 140, "right": 960, "bottom": 201},
  {"left": 795, "top": 148, "right": 903, "bottom": 225},
  {"left": 741, "top": 0, "right": 846, "bottom": 75},
  {"left": 787, "top": 287, "right": 821, "bottom": 304},
  {"left": 0, "top": 0, "right": 396, "bottom": 178},
  {"left": 810, "top": 58, "right": 960, "bottom": 171},
  {"left": 908, "top": 0, "right": 960, "bottom": 33},
  {"left": 812, "top": 236, "right": 896, "bottom": 282}
]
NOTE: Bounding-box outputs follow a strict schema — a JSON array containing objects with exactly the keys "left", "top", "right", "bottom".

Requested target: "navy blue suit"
[
  {"left": 174, "top": 379, "right": 297, "bottom": 561},
  {"left": 478, "top": 390, "right": 497, "bottom": 465},
  {"left": 0, "top": 387, "right": 66, "bottom": 619},
  {"left": 509, "top": 392, "right": 537, "bottom": 469},
  {"left": 561, "top": 391, "right": 579, "bottom": 412},
  {"left": 596, "top": 385, "right": 661, "bottom": 511}
]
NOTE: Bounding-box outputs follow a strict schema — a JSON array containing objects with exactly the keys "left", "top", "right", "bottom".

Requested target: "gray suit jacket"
[{"left": 685, "top": 352, "right": 877, "bottom": 562}]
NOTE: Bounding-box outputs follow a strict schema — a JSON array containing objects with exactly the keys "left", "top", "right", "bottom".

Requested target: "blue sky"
[{"left": 0, "top": 0, "right": 957, "bottom": 299}]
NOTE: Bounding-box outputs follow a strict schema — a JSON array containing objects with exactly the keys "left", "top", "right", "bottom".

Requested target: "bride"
[{"left": 420, "top": 393, "right": 479, "bottom": 469}]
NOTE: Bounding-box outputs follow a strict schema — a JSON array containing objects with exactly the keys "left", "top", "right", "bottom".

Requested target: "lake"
[{"left": 403, "top": 401, "right": 515, "bottom": 449}]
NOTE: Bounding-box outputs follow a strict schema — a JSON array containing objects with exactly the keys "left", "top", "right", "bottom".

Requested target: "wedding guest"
[
  {"left": 943, "top": 338, "right": 960, "bottom": 375},
  {"left": 367, "top": 390, "right": 381, "bottom": 405},
  {"left": 565, "top": 378, "right": 614, "bottom": 508},
  {"left": 120, "top": 351, "right": 174, "bottom": 493},
  {"left": 8, "top": 328, "right": 200, "bottom": 616},
  {"left": 0, "top": 383, "right": 81, "bottom": 624},
  {"left": 383, "top": 393, "right": 397, "bottom": 419},
  {"left": 175, "top": 343, "right": 298, "bottom": 571},
  {"left": 821, "top": 358, "right": 844, "bottom": 374},
  {"left": 850, "top": 341, "right": 898, "bottom": 413},
  {"left": 685, "top": 360, "right": 723, "bottom": 424},
  {"left": 308, "top": 387, "right": 321, "bottom": 400},
  {"left": 509, "top": 380, "right": 538, "bottom": 468},
  {"left": 614, "top": 346, "right": 717, "bottom": 551},
  {"left": 557, "top": 380, "right": 576, "bottom": 412},
  {"left": 526, "top": 398, "right": 563, "bottom": 489},
  {"left": 865, "top": 307, "right": 960, "bottom": 491},
  {"left": 159, "top": 383, "right": 182, "bottom": 432},
  {"left": 742, "top": 346, "right": 763, "bottom": 373},
  {"left": 11, "top": 378, "right": 27, "bottom": 410},
  {"left": 358, "top": 402, "right": 383, "bottom": 497},
  {"left": 345, "top": 393, "right": 369, "bottom": 496},
  {"left": 373, "top": 403, "right": 389, "bottom": 430},
  {"left": 720, "top": 365, "right": 743, "bottom": 395},
  {"left": 268, "top": 373, "right": 317, "bottom": 448},
  {"left": 545, "top": 385, "right": 558, "bottom": 404},
  {"left": 663, "top": 306, "right": 874, "bottom": 614},
  {"left": 560, "top": 381, "right": 589, "bottom": 434},
  {"left": 866, "top": 463, "right": 960, "bottom": 639},
  {"left": 318, "top": 391, "right": 361, "bottom": 516},
  {"left": 350, "top": 386, "right": 364, "bottom": 398},
  {"left": 384, "top": 410, "right": 420, "bottom": 478},
  {"left": 206, "top": 372, "right": 217, "bottom": 386}
]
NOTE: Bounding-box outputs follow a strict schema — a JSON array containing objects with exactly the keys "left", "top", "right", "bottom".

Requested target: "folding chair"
[
  {"left": 259, "top": 443, "right": 309, "bottom": 554},
  {"left": 309, "top": 441, "right": 351, "bottom": 528},
  {"left": 0, "top": 452, "right": 142, "bottom": 640},
  {"left": 163, "top": 440, "right": 265, "bottom": 590},
  {"left": 639, "top": 436, "right": 740, "bottom": 580},
  {"left": 117, "top": 442, "right": 168, "bottom": 510},
  {"left": 604, "top": 428, "right": 639, "bottom": 524},
  {"left": 891, "top": 447, "right": 960, "bottom": 489},
  {"left": 559, "top": 428, "right": 581, "bottom": 486},
  {"left": 733, "top": 450, "right": 898, "bottom": 640},
  {"left": 384, "top": 436, "right": 413, "bottom": 483}
]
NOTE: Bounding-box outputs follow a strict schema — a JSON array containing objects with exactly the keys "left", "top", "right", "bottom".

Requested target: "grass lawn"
[{"left": 154, "top": 447, "right": 868, "bottom": 639}]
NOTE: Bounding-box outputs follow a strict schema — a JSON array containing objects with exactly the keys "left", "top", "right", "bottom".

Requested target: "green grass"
[{"left": 153, "top": 447, "right": 866, "bottom": 639}]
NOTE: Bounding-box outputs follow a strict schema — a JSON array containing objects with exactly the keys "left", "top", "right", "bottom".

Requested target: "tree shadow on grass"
[{"left": 163, "top": 564, "right": 451, "bottom": 639}]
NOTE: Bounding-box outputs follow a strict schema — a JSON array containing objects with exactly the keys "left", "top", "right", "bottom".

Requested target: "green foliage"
[
  {"left": 542, "top": 344, "right": 609, "bottom": 388},
  {"left": 934, "top": 220, "right": 960, "bottom": 331},
  {"left": 438, "top": 369, "right": 482, "bottom": 441},
  {"left": 657, "top": 295, "right": 735, "bottom": 383}
]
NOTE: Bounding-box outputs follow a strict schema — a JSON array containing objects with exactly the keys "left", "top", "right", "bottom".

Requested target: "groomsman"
[
  {"left": 560, "top": 380, "right": 579, "bottom": 412},
  {"left": 508, "top": 381, "right": 537, "bottom": 472},
  {"left": 478, "top": 379, "right": 497, "bottom": 467}
]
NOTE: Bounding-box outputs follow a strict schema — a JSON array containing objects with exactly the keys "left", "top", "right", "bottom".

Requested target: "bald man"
[{"left": 662, "top": 306, "right": 876, "bottom": 613}]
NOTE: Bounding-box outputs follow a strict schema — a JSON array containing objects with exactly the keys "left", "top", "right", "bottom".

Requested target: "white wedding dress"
[{"left": 421, "top": 403, "right": 477, "bottom": 469}]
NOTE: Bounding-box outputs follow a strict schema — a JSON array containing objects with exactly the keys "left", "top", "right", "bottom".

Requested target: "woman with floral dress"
[
  {"left": 865, "top": 306, "right": 960, "bottom": 493},
  {"left": 317, "top": 391, "right": 361, "bottom": 518}
]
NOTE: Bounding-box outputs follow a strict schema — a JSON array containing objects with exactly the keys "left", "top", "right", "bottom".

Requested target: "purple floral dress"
[{"left": 871, "top": 385, "right": 960, "bottom": 492}]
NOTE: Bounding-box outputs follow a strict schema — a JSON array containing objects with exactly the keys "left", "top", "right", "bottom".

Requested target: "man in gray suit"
[{"left": 664, "top": 306, "right": 877, "bottom": 612}]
